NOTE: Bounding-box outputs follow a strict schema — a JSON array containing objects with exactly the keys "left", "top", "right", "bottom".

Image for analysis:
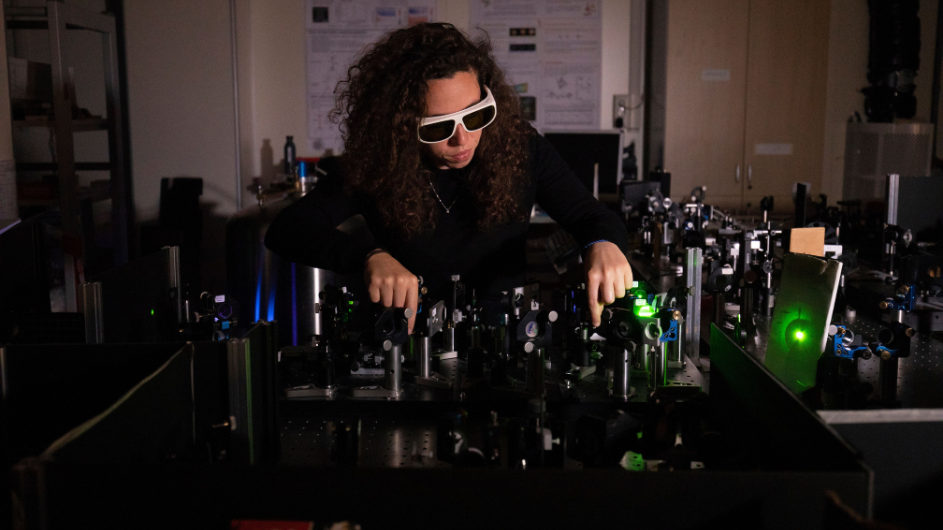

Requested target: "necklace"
[{"left": 428, "top": 179, "right": 458, "bottom": 213}]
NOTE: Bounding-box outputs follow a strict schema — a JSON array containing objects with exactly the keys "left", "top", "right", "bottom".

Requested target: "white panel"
[
  {"left": 755, "top": 143, "right": 793, "bottom": 155},
  {"left": 701, "top": 68, "right": 731, "bottom": 81}
]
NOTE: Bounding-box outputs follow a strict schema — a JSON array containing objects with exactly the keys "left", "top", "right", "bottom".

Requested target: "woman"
[{"left": 264, "top": 23, "right": 632, "bottom": 332}]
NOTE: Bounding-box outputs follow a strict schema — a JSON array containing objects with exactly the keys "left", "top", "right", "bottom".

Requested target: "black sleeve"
[
  {"left": 263, "top": 166, "right": 378, "bottom": 274},
  {"left": 531, "top": 134, "right": 631, "bottom": 255}
]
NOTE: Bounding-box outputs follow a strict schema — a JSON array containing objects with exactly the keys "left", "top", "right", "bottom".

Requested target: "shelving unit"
[
  {"left": 5, "top": 0, "right": 129, "bottom": 310},
  {"left": 12, "top": 116, "right": 109, "bottom": 131}
]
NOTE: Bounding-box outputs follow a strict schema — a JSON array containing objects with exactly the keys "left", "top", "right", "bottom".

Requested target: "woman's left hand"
[{"left": 583, "top": 241, "right": 634, "bottom": 328}]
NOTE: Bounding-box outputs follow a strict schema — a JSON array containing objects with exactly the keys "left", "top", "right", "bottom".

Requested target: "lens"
[
  {"left": 418, "top": 120, "right": 455, "bottom": 142},
  {"left": 463, "top": 105, "right": 496, "bottom": 131}
]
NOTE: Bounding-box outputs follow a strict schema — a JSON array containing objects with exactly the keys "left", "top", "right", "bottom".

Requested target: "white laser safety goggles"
[{"left": 417, "top": 86, "right": 498, "bottom": 144}]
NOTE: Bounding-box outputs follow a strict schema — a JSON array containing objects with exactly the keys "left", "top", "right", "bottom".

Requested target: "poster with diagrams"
[
  {"left": 469, "top": 0, "right": 602, "bottom": 131},
  {"left": 305, "top": 0, "right": 437, "bottom": 153}
]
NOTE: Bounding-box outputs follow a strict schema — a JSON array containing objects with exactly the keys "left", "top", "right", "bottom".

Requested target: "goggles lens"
[
  {"left": 418, "top": 120, "right": 458, "bottom": 143},
  {"left": 463, "top": 105, "right": 495, "bottom": 132}
]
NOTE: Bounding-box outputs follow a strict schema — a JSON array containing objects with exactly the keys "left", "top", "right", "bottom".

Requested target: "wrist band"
[{"left": 364, "top": 248, "right": 388, "bottom": 267}]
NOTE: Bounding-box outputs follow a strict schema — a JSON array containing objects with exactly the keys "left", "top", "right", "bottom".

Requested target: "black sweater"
[{"left": 263, "top": 133, "right": 629, "bottom": 302}]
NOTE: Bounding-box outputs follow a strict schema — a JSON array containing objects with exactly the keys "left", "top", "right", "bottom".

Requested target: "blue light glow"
[
  {"left": 267, "top": 273, "right": 277, "bottom": 322},
  {"left": 254, "top": 268, "right": 262, "bottom": 322}
]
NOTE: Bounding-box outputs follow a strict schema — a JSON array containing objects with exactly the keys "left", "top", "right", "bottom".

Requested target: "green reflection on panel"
[{"left": 764, "top": 254, "right": 842, "bottom": 395}]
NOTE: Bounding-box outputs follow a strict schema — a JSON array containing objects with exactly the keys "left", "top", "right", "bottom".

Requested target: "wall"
[
  {"left": 241, "top": 0, "right": 306, "bottom": 200},
  {"left": 600, "top": 0, "right": 631, "bottom": 133},
  {"left": 123, "top": 0, "right": 239, "bottom": 292},
  {"left": 821, "top": 0, "right": 938, "bottom": 201},
  {"left": 238, "top": 0, "right": 633, "bottom": 199},
  {"left": 123, "top": 0, "right": 238, "bottom": 221},
  {"left": 116, "top": 0, "right": 631, "bottom": 290},
  {"left": 123, "top": 0, "right": 632, "bottom": 215}
]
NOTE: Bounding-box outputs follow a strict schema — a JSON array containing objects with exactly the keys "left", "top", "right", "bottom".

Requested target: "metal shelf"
[
  {"left": 18, "top": 183, "right": 112, "bottom": 206},
  {"left": 12, "top": 118, "right": 109, "bottom": 132},
  {"left": 4, "top": 6, "right": 48, "bottom": 19},
  {"left": 4, "top": 1, "right": 129, "bottom": 307},
  {"left": 5, "top": 4, "right": 116, "bottom": 33},
  {"left": 16, "top": 162, "right": 113, "bottom": 172}
]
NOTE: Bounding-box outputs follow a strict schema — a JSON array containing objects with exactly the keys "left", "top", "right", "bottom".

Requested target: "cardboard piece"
[{"left": 789, "top": 227, "right": 825, "bottom": 257}]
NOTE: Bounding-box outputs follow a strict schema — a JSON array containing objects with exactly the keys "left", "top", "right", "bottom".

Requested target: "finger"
[
  {"left": 601, "top": 278, "right": 616, "bottom": 305},
  {"left": 590, "top": 297, "right": 604, "bottom": 328},
  {"left": 587, "top": 272, "right": 602, "bottom": 327},
  {"left": 625, "top": 267, "right": 634, "bottom": 290},
  {"left": 405, "top": 280, "right": 419, "bottom": 335},
  {"left": 392, "top": 277, "right": 409, "bottom": 309},
  {"left": 379, "top": 279, "right": 394, "bottom": 307},
  {"left": 367, "top": 278, "right": 382, "bottom": 304},
  {"left": 613, "top": 273, "right": 627, "bottom": 300}
]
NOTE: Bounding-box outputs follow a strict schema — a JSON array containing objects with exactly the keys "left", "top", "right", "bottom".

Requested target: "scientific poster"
[
  {"left": 306, "top": 0, "right": 601, "bottom": 151},
  {"left": 470, "top": 0, "right": 602, "bottom": 131},
  {"left": 305, "top": 0, "right": 437, "bottom": 153}
]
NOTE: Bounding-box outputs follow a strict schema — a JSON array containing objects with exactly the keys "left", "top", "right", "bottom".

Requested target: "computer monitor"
[{"left": 543, "top": 130, "right": 624, "bottom": 202}]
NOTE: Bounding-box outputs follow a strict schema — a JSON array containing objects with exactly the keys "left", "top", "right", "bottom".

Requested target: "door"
[
  {"left": 742, "top": 0, "right": 830, "bottom": 212},
  {"left": 665, "top": 0, "right": 750, "bottom": 209}
]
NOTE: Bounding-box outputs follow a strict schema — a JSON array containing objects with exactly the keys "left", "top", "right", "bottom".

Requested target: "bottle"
[{"left": 283, "top": 136, "right": 296, "bottom": 175}]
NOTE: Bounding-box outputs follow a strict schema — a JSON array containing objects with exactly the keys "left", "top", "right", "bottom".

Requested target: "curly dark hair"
[{"left": 331, "top": 23, "right": 533, "bottom": 238}]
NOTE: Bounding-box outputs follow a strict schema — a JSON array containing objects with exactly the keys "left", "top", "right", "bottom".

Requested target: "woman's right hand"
[{"left": 364, "top": 250, "right": 419, "bottom": 334}]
